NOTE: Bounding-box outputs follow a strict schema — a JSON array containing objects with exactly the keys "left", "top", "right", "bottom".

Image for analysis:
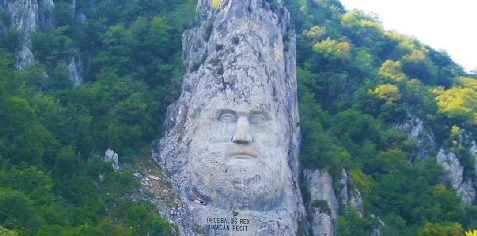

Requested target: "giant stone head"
[{"left": 158, "top": 0, "right": 302, "bottom": 233}]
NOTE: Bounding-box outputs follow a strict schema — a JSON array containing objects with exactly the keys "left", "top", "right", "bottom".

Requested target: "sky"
[{"left": 339, "top": 0, "right": 477, "bottom": 72}]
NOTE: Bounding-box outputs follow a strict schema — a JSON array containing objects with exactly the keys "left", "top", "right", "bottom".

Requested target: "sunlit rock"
[
  {"left": 104, "top": 149, "right": 119, "bottom": 171},
  {"left": 309, "top": 208, "right": 334, "bottom": 236},
  {"left": 339, "top": 169, "right": 364, "bottom": 216},
  {"left": 157, "top": 0, "right": 304, "bottom": 234},
  {"left": 437, "top": 149, "right": 476, "bottom": 204}
]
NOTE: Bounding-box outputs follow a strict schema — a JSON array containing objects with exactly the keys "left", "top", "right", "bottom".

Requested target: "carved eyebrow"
[
  {"left": 217, "top": 109, "right": 236, "bottom": 115},
  {"left": 249, "top": 110, "right": 270, "bottom": 119}
]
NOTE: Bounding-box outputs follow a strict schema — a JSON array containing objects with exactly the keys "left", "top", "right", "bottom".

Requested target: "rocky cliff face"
[
  {"left": 436, "top": 149, "right": 476, "bottom": 205},
  {"left": 339, "top": 169, "right": 364, "bottom": 216},
  {"left": 304, "top": 169, "right": 339, "bottom": 219},
  {"left": 68, "top": 57, "right": 83, "bottom": 86},
  {"left": 309, "top": 208, "right": 333, "bottom": 236},
  {"left": 303, "top": 168, "right": 366, "bottom": 236},
  {"left": 2, "top": 0, "right": 54, "bottom": 70},
  {"left": 157, "top": 0, "right": 304, "bottom": 235},
  {"left": 303, "top": 169, "right": 336, "bottom": 236},
  {"left": 6, "top": 0, "right": 38, "bottom": 70},
  {"left": 398, "top": 113, "right": 476, "bottom": 206},
  {"left": 396, "top": 114, "right": 438, "bottom": 162}
]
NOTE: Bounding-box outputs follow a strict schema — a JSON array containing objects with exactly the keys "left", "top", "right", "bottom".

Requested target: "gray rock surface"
[
  {"left": 157, "top": 0, "right": 304, "bottom": 235},
  {"left": 457, "top": 179, "right": 476, "bottom": 205},
  {"left": 6, "top": 0, "right": 38, "bottom": 70},
  {"left": 339, "top": 169, "right": 364, "bottom": 216},
  {"left": 408, "top": 118, "right": 423, "bottom": 139},
  {"left": 7, "top": 0, "right": 38, "bottom": 35},
  {"left": 3, "top": 0, "right": 54, "bottom": 70},
  {"left": 309, "top": 208, "right": 334, "bottom": 236},
  {"left": 104, "top": 149, "right": 119, "bottom": 170},
  {"left": 370, "top": 229, "right": 382, "bottom": 236},
  {"left": 15, "top": 44, "right": 35, "bottom": 71},
  {"left": 437, "top": 149, "right": 463, "bottom": 190},
  {"left": 68, "top": 57, "right": 83, "bottom": 86},
  {"left": 437, "top": 149, "right": 476, "bottom": 204},
  {"left": 304, "top": 169, "right": 339, "bottom": 219},
  {"left": 396, "top": 114, "right": 438, "bottom": 161},
  {"left": 37, "top": 0, "right": 54, "bottom": 27}
]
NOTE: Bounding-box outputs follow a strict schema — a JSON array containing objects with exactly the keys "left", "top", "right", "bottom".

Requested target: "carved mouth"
[{"left": 226, "top": 144, "right": 259, "bottom": 158}]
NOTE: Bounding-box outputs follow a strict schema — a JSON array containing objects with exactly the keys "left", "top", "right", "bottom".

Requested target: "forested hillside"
[
  {"left": 285, "top": 0, "right": 477, "bottom": 235},
  {"left": 0, "top": 0, "right": 476, "bottom": 235},
  {"left": 0, "top": 0, "right": 194, "bottom": 234}
]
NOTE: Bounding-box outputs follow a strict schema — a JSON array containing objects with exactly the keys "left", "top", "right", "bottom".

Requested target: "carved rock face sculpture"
[
  {"left": 157, "top": 0, "right": 303, "bottom": 234},
  {"left": 187, "top": 81, "right": 290, "bottom": 210}
]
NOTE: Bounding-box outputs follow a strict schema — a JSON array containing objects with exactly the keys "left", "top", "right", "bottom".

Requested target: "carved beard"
[{"left": 187, "top": 153, "right": 285, "bottom": 210}]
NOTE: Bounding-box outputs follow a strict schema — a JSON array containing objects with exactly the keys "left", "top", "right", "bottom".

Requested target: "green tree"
[
  {"left": 0, "top": 226, "right": 18, "bottom": 236},
  {"left": 336, "top": 208, "right": 373, "bottom": 236},
  {"left": 369, "top": 84, "right": 401, "bottom": 104},
  {"left": 0, "top": 188, "right": 41, "bottom": 230},
  {"left": 0, "top": 96, "right": 51, "bottom": 165},
  {"left": 379, "top": 60, "right": 407, "bottom": 82},
  {"left": 418, "top": 222, "right": 463, "bottom": 236},
  {"left": 433, "top": 86, "right": 477, "bottom": 124}
]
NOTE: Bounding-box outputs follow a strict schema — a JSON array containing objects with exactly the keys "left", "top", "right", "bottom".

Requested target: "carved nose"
[{"left": 232, "top": 117, "right": 252, "bottom": 144}]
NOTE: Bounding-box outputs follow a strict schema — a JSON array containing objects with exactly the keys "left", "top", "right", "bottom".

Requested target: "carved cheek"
[{"left": 209, "top": 122, "right": 235, "bottom": 143}]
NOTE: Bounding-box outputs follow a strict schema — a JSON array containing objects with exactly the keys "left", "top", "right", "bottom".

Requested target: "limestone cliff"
[
  {"left": 2, "top": 0, "right": 54, "bottom": 71},
  {"left": 303, "top": 168, "right": 366, "bottom": 236},
  {"left": 339, "top": 169, "right": 364, "bottom": 216},
  {"left": 304, "top": 169, "right": 339, "bottom": 219},
  {"left": 68, "top": 57, "right": 83, "bottom": 86},
  {"left": 395, "top": 114, "right": 438, "bottom": 162},
  {"left": 436, "top": 149, "right": 476, "bottom": 205},
  {"left": 303, "top": 169, "right": 336, "bottom": 236},
  {"left": 157, "top": 0, "right": 304, "bottom": 235},
  {"left": 398, "top": 113, "right": 476, "bottom": 205}
]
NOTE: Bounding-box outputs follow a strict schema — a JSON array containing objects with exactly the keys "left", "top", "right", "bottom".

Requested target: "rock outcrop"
[
  {"left": 303, "top": 169, "right": 336, "bottom": 236},
  {"left": 437, "top": 150, "right": 464, "bottom": 190},
  {"left": 397, "top": 114, "right": 476, "bottom": 205},
  {"left": 104, "top": 148, "right": 119, "bottom": 171},
  {"left": 303, "top": 168, "right": 371, "bottom": 236},
  {"left": 309, "top": 208, "right": 334, "bottom": 236},
  {"left": 7, "top": 0, "right": 38, "bottom": 35},
  {"left": 68, "top": 57, "right": 83, "bottom": 86},
  {"left": 436, "top": 149, "right": 476, "bottom": 205},
  {"left": 15, "top": 44, "right": 35, "bottom": 71},
  {"left": 339, "top": 169, "right": 364, "bottom": 216},
  {"left": 458, "top": 179, "right": 476, "bottom": 205},
  {"left": 7, "top": 0, "right": 38, "bottom": 70},
  {"left": 157, "top": 0, "right": 303, "bottom": 235},
  {"left": 2, "top": 0, "right": 54, "bottom": 70},
  {"left": 396, "top": 114, "right": 438, "bottom": 161},
  {"left": 304, "top": 169, "right": 339, "bottom": 219}
]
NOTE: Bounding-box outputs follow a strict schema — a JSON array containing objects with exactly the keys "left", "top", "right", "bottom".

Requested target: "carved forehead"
[{"left": 203, "top": 90, "right": 272, "bottom": 111}]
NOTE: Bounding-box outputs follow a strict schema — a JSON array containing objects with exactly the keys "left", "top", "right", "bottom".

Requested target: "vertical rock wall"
[
  {"left": 437, "top": 149, "right": 476, "bottom": 205},
  {"left": 157, "top": 0, "right": 304, "bottom": 235},
  {"left": 2, "top": 0, "right": 54, "bottom": 71}
]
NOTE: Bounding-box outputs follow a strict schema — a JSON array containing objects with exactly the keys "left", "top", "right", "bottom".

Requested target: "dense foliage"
[
  {"left": 0, "top": 0, "right": 195, "bottom": 234},
  {"left": 1, "top": 0, "right": 477, "bottom": 235},
  {"left": 285, "top": 0, "right": 477, "bottom": 235}
]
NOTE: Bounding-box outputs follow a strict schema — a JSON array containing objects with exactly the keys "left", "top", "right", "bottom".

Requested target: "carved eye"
[
  {"left": 249, "top": 114, "right": 266, "bottom": 124},
  {"left": 219, "top": 112, "right": 236, "bottom": 123}
]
